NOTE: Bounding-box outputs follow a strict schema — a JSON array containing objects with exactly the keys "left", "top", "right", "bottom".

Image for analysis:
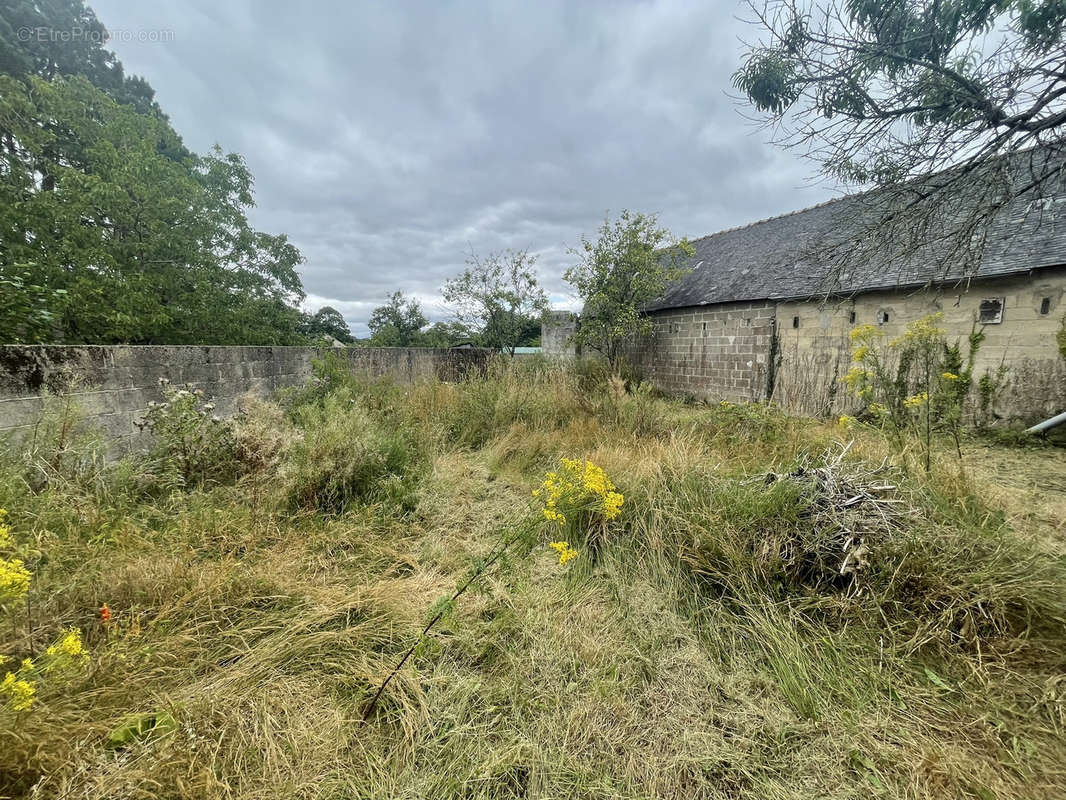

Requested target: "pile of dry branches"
[{"left": 760, "top": 442, "right": 913, "bottom": 591}]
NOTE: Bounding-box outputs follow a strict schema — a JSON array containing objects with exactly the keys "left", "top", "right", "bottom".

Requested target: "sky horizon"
[{"left": 93, "top": 0, "right": 840, "bottom": 336}]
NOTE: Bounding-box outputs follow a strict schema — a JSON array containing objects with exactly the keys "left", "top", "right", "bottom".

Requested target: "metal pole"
[{"left": 1026, "top": 411, "right": 1066, "bottom": 435}]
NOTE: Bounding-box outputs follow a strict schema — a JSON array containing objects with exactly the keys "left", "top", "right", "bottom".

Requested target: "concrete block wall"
[
  {"left": 773, "top": 268, "right": 1066, "bottom": 421},
  {"left": 630, "top": 302, "right": 776, "bottom": 403},
  {"left": 0, "top": 345, "right": 491, "bottom": 452},
  {"left": 541, "top": 311, "right": 578, "bottom": 358}
]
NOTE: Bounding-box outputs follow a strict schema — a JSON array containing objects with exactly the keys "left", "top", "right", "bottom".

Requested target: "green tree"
[
  {"left": 442, "top": 249, "right": 548, "bottom": 355},
  {"left": 0, "top": 270, "right": 65, "bottom": 343},
  {"left": 419, "top": 320, "right": 474, "bottom": 348},
  {"left": 733, "top": 1, "right": 1066, "bottom": 284},
  {"left": 0, "top": 0, "right": 159, "bottom": 113},
  {"left": 0, "top": 74, "right": 307, "bottom": 344},
  {"left": 302, "top": 306, "right": 354, "bottom": 343},
  {"left": 565, "top": 211, "right": 692, "bottom": 369},
  {"left": 367, "top": 292, "right": 428, "bottom": 346}
]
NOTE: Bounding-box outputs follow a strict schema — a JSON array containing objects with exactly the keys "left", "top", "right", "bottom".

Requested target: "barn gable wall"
[{"left": 629, "top": 301, "right": 776, "bottom": 403}]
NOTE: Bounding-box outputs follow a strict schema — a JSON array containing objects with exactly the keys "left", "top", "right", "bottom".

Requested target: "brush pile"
[{"left": 759, "top": 442, "right": 912, "bottom": 592}]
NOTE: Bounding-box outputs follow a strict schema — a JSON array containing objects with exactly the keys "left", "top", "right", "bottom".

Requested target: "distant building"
[{"left": 544, "top": 176, "right": 1066, "bottom": 421}]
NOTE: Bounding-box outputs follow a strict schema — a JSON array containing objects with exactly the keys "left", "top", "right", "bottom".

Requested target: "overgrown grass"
[{"left": 1, "top": 360, "right": 1064, "bottom": 799}]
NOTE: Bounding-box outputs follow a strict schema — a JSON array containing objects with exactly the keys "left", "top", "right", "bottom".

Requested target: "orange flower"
[{"left": 99, "top": 604, "right": 111, "bottom": 623}]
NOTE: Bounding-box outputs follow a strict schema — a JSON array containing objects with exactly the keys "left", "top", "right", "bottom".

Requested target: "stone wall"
[
  {"left": 0, "top": 345, "right": 491, "bottom": 452},
  {"left": 629, "top": 302, "right": 777, "bottom": 403}
]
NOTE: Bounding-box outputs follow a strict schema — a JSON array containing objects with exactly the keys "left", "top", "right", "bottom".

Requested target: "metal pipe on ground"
[{"left": 1027, "top": 411, "right": 1066, "bottom": 435}]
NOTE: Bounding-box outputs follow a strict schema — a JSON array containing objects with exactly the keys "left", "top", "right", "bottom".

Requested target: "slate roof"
[{"left": 650, "top": 173, "right": 1066, "bottom": 312}]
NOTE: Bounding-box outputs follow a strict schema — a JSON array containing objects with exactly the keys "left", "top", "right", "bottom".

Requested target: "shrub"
[
  {"left": 277, "top": 351, "right": 360, "bottom": 412},
  {"left": 138, "top": 379, "right": 238, "bottom": 488},
  {"left": 13, "top": 385, "right": 107, "bottom": 492},
  {"left": 844, "top": 315, "right": 1000, "bottom": 468},
  {"left": 281, "top": 389, "right": 423, "bottom": 514}
]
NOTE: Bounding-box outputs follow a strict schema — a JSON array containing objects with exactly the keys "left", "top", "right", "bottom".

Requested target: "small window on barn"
[
  {"left": 849, "top": 310, "right": 856, "bottom": 324},
  {"left": 702, "top": 321, "right": 708, "bottom": 336},
  {"left": 979, "top": 298, "right": 1004, "bottom": 324},
  {"left": 792, "top": 316, "right": 800, "bottom": 329},
  {"left": 876, "top": 310, "right": 889, "bottom": 325},
  {"left": 1040, "top": 297, "right": 1051, "bottom": 315}
]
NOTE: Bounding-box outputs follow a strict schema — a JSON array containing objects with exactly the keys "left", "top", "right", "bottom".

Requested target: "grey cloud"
[{"left": 93, "top": 0, "right": 837, "bottom": 335}]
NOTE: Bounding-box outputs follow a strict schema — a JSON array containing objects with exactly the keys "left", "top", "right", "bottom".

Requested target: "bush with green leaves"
[
  {"left": 843, "top": 314, "right": 1004, "bottom": 469},
  {"left": 281, "top": 388, "right": 424, "bottom": 514},
  {"left": 138, "top": 379, "right": 238, "bottom": 488}
]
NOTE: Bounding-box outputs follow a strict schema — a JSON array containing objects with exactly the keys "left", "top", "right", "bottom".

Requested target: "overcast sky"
[{"left": 93, "top": 0, "right": 838, "bottom": 336}]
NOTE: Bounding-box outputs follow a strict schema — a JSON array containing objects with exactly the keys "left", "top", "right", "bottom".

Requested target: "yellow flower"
[
  {"left": 534, "top": 458, "right": 624, "bottom": 527},
  {"left": 869, "top": 403, "right": 888, "bottom": 417},
  {"left": 548, "top": 541, "right": 578, "bottom": 565},
  {"left": 941, "top": 372, "right": 959, "bottom": 381},
  {"left": 543, "top": 507, "right": 566, "bottom": 525},
  {"left": 46, "top": 629, "right": 86, "bottom": 660},
  {"left": 0, "top": 671, "right": 36, "bottom": 712},
  {"left": 0, "top": 557, "right": 31, "bottom": 606},
  {"left": 903, "top": 392, "right": 929, "bottom": 409},
  {"left": 842, "top": 366, "right": 870, "bottom": 388},
  {"left": 838, "top": 415, "right": 856, "bottom": 428},
  {"left": 891, "top": 313, "right": 945, "bottom": 348},
  {"left": 602, "top": 491, "right": 624, "bottom": 519},
  {"left": 852, "top": 346, "right": 870, "bottom": 362}
]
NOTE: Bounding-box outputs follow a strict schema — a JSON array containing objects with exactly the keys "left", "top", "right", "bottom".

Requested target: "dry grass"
[{"left": 1, "top": 362, "right": 1064, "bottom": 799}]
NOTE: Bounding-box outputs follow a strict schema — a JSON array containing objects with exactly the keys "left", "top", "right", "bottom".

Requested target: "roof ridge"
[{"left": 692, "top": 143, "right": 1066, "bottom": 245}]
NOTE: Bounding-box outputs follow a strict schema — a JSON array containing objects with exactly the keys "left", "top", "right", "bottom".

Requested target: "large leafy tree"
[
  {"left": 442, "top": 249, "right": 548, "bottom": 355},
  {"left": 0, "top": 74, "right": 306, "bottom": 344},
  {"left": 302, "top": 306, "right": 354, "bottom": 343},
  {"left": 0, "top": 0, "right": 159, "bottom": 113},
  {"left": 367, "top": 291, "right": 428, "bottom": 346},
  {"left": 733, "top": 0, "right": 1066, "bottom": 283},
  {"left": 565, "top": 211, "right": 692, "bottom": 369}
]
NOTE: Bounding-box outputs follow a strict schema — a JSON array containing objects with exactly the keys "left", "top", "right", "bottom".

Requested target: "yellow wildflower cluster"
[
  {"left": 903, "top": 392, "right": 929, "bottom": 409},
  {"left": 838, "top": 415, "right": 856, "bottom": 429},
  {"left": 942, "top": 372, "right": 960, "bottom": 381},
  {"left": 0, "top": 663, "right": 36, "bottom": 712},
  {"left": 548, "top": 541, "right": 579, "bottom": 565},
  {"left": 849, "top": 324, "right": 881, "bottom": 344},
  {"left": 842, "top": 366, "right": 874, "bottom": 399},
  {"left": 533, "top": 458, "right": 624, "bottom": 526},
  {"left": 0, "top": 628, "right": 90, "bottom": 713},
  {"left": 891, "top": 313, "right": 945, "bottom": 347},
  {"left": 0, "top": 510, "right": 31, "bottom": 607},
  {"left": 44, "top": 629, "right": 88, "bottom": 673},
  {"left": 869, "top": 403, "right": 888, "bottom": 418}
]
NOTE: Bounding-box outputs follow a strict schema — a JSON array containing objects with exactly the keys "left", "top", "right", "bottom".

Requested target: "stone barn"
[{"left": 544, "top": 189, "right": 1066, "bottom": 422}]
